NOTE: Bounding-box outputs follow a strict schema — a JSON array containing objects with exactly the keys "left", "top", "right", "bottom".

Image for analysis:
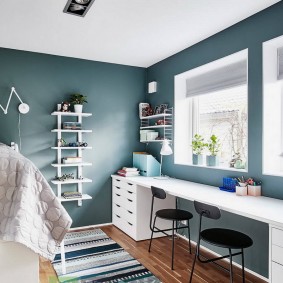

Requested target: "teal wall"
[
  {"left": 0, "top": 48, "right": 145, "bottom": 227},
  {"left": 146, "top": 2, "right": 283, "bottom": 277}
]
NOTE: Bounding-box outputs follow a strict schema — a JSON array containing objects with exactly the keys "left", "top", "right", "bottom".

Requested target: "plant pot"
[
  {"left": 192, "top": 154, "right": 203, "bottom": 165},
  {"left": 206, "top": 155, "right": 219, "bottom": 166},
  {"left": 248, "top": 185, "right": 261, "bottom": 197},
  {"left": 74, "top": 104, "right": 83, "bottom": 113}
]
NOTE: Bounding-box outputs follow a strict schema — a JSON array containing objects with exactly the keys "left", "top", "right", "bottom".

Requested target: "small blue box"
[{"left": 133, "top": 152, "right": 160, "bottom": 177}]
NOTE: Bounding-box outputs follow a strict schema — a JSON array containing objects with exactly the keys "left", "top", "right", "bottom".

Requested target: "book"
[
  {"left": 117, "top": 170, "right": 140, "bottom": 177},
  {"left": 122, "top": 167, "right": 138, "bottom": 172}
]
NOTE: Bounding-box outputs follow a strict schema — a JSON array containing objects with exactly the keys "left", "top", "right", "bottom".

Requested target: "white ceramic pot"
[{"left": 74, "top": 104, "right": 83, "bottom": 113}]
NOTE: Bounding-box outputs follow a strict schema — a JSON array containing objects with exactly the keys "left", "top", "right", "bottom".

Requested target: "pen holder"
[
  {"left": 236, "top": 185, "right": 247, "bottom": 196},
  {"left": 248, "top": 185, "right": 261, "bottom": 197}
]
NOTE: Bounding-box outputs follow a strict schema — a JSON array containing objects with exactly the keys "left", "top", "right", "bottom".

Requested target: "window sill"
[
  {"left": 176, "top": 162, "right": 248, "bottom": 173},
  {"left": 262, "top": 171, "right": 283, "bottom": 178}
]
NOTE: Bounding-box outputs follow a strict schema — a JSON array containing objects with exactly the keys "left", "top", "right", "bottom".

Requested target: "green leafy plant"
[
  {"left": 70, "top": 94, "right": 88, "bottom": 105},
  {"left": 207, "top": 134, "right": 221, "bottom": 156},
  {"left": 191, "top": 134, "right": 206, "bottom": 155}
]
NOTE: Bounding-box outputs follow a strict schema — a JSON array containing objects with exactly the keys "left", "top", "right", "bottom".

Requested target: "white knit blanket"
[{"left": 0, "top": 144, "right": 72, "bottom": 260}]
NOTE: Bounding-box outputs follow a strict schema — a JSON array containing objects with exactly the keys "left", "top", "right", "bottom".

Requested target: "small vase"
[
  {"left": 192, "top": 154, "right": 203, "bottom": 165},
  {"left": 236, "top": 186, "right": 247, "bottom": 196},
  {"left": 248, "top": 185, "right": 261, "bottom": 197},
  {"left": 74, "top": 104, "right": 83, "bottom": 113},
  {"left": 206, "top": 155, "right": 219, "bottom": 166}
]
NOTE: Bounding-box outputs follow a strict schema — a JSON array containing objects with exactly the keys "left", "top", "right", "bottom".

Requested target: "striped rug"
[{"left": 52, "top": 229, "right": 161, "bottom": 283}]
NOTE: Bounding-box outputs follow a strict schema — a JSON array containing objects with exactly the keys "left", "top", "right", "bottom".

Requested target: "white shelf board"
[
  {"left": 140, "top": 125, "right": 172, "bottom": 129},
  {"left": 140, "top": 140, "right": 172, "bottom": 143},
  {"left": 140, "top": 113, "right": 172, "bottom": 120},
  {"left": 59, "top": 194, "right": 92, "bottom": 202},
  {"left": 51, "top": 178, "right": 92, "bottom": 185},
  {"left": 51, "top": 146, "right": 92, "bottom": 150},
  {"left": 51, "top": 162, "right": 92, "bottom": 167},
  {"left": 51, "top": 111, "right": 92, "bottom": 117},
  {"left": 51, "top": 129, "right": 92, "bottom": 133}
]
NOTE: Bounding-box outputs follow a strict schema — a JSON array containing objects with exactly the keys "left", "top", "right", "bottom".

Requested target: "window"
[
  {"left": 174, "top": 50, "right": 248, "bottom": 170},
  {"left": 263, "top": 35, "right": 283, "bottom": 176}
]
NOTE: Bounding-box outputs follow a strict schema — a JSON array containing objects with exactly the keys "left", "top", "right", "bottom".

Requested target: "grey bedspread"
[{"left": 0, "top": 143, "right": 72, "bottom": 260}]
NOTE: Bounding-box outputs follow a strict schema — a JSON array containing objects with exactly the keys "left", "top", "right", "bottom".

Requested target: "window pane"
[{"left": 196, "top": 86, "right": 247, "bottom": 168}]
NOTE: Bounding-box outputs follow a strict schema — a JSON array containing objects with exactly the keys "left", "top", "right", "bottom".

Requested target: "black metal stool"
[
  {"left": 148, "top": 186, "right": 193, "bottom": 270},
  {"left": 189, "top": 201, "right": 253, "bottom": 283}
]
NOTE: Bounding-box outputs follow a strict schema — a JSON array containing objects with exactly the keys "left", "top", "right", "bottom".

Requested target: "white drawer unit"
[
  {"left": 270, "top": 226, "right": 283, "bottom": 282},
  {"left": 112, "top": 176, "right": 175, "bottom": 241}
]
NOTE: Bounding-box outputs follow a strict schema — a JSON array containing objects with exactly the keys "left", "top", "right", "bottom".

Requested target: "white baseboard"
[
  {"left": 69, "top": 223, "right": 113, "bottom": 231},
  {"left": 176, "top": 233, "right": 269, "bottom": 282}
]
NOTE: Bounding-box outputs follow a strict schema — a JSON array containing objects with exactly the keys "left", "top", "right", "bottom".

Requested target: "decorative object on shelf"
[
  {"left": 117, "top": 167, "right": 140, "bottom": 177},
  {"left": 63, "top": 122, "right": 82, "bottom": 130},
  {"left": 155, "top": 119, "right": 170, "bottom": 125},
  {"left": 139, "top": 103, "right": 151, "bottom": 118},
  {"left": 154, "top": 140, "right": 173, "bottom": 180},
  {"left": 62, "top": 191, "right": 82, "bottom": 199},
  {"left": 70, "top": 94, "right": 88, "bottom": 113},
  {"left": 55, "top": 173, "right": 75, "bottom": 182},
  {"left": 148, "top": 81, "right": 157, "bottom": 93},
  {"left": 153, "top": 106, "right": 160, "bottom": 115},
  {"left": 191, "top": 134, "right": 206, "bottom": 165},
  {"left": 219, "top": 177, "right": 237, "bottom": 193},
  {"left": 206, "top": 134, "right": 221, "bottom": 166},
  {"left": 61, "top": 101, "right": 71, "bottom": 112},
  {"left": 63, "top": 157, "right": 82, "bottom": 164},
  {"left": 159, "top": 104, "right": 168, "bottom": 114},
  {"left": 0, "top": 87, "right": 30, "bottom": 115},
  {"left": 58, "top": 138, "right": 67, "bottom": 147},
  {"left": 147, "top": 131, "right": 158, "bottom": 141}
]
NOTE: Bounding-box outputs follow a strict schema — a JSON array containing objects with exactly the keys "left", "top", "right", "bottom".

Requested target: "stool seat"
[
  {"left": 156, "top": 209, "right": 193, "bottom": 221},
  {"left": 201, "top": 228, "right": 253, "bottom": 249}
]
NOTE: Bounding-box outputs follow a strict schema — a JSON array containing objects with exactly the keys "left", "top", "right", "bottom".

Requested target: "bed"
[{"left": 0, "top": 143, "right": 72, "bottom": 283}]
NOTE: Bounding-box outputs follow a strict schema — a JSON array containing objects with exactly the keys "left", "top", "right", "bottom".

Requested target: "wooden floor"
[{"left": 40, "top": 225, "right": 267, "bottom": 283}]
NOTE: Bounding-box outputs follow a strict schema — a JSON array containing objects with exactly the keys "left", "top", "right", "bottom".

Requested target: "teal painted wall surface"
[
  {"left": 146, "top": 2, "right": 283, "bottom": 277},
  {"left": 0, "top": 48, "right": 145, "bottom": 227}
]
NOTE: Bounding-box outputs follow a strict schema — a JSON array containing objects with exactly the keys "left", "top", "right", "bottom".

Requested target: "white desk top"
[{"left": 112, "top": 175, "right": 283, "bottom": 228}]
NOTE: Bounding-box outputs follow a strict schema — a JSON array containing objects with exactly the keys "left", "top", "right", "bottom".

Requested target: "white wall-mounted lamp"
[
  {"left": 148, "top": 81, "right": 157, "bottom": 93},
  {"left": 154, "top": 139, "right": 173, "bottom": 180}
]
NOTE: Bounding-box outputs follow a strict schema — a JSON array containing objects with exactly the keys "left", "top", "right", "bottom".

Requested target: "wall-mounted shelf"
[
  {"left": 59, "top": 194, "right": 92, "bottom": 202},
  {"left": 51, "top": 129, "right": 92, "bottom": 133},
  {"left": 139, "top": 107, "right": 173, "bottom": 143},
  {"left": 51, "top": 111, "right": 92, "bottom": 117},
  {"left": 51, "top": 146, "right": 92, "bottom": 150},
  {"left": 51, "top": 178, "right": 92, "bottom": 185},
  {"left": 51, "top": 111, "right": 93, "bottom": 207}
]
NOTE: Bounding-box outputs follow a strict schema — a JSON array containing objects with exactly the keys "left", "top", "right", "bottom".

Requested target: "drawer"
[
  {"left": 113, "top": 193, "right": 136, "bottom": 212},
  {"left": 112, "top": 178, "right": 123, "bottom": 188},
  {"left": 120, "top": 188, "right": 136, "bottom": 201},
  {"left": 113, "top": 184, "right": 123, "bottom": 194},
  {"left": 120, "top": 218, "right": 136, "bottom": 240},
  {"left": 124, "top": 182, "right": 136, "bottom": 194},
  {"left": 112, "top": 212, "right": 123, "bottom": 229},
  {"left": 272, "top": 262, "right": 283, "bottom": 283},
  {"left": 272, "top": 228, "right": 283, "bottom": 248},
  {"left": 122, "top": 207, "right": 136, "bottom": 224},
  {"left": 113, "top": 192, "right": 124, "bottom": 206},
  {"left": 272, "top": 244, "right": 283, "bottom": 265}
]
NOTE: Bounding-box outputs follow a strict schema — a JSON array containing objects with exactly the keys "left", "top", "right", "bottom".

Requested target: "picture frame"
[
  {"left": 159, "top": 104, "right": 168, "bottom": 114},
  {"left": 154, "top": 106, "right": 160, "bottom": 115},
  {"left": 139, "top": 103, "right": 150, "bottom": 118}
]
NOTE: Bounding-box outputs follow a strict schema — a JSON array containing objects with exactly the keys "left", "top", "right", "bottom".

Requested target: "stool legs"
[
  {"left": 187, "top": 221, "right": 192, "bottom": 254},
  {"left": 189, "top": 244, "right": 198, "bottom": 283},
  {"left": 241, "top": 249, "right": 245, "bottom": 283},
  {"left": 229, "top": 248, "right": 233, "bottom": 283},
  {"left": 171, "top": 220, "right": 175, "bottom": 270},
  {"left": 148, "top": 216, "right": 157, "bottom": 252}
]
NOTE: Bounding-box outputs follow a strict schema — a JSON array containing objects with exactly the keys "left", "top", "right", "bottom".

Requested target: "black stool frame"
[
  {"left": 189, "top": 201, "right": 252, "bottom": 283},
  {"left": 148, "top": 186, "right": 192, "bottom": 270}
]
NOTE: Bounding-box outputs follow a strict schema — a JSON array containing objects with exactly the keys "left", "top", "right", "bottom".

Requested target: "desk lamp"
[{"left": 155, "top": 139, "right": 173, "bottom": 180}]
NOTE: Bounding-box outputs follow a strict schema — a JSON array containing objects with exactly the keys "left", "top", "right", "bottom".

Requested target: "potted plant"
[
  {"left": 191, "top": 134, "right": 206, "bottom": 165},
  {"left": 206, "top": 134, "right": 221, "bottom": 166},
  {"left": 70, "top": 94, "right": 88, "bottom": 113}
]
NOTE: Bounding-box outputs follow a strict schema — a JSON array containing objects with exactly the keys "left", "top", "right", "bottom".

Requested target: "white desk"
[{"left": 111, "top": 175, "right": 283, "bottom": 282}]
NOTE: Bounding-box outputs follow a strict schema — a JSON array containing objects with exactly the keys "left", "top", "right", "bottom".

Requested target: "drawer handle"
[
  {"left": 116, "top": 186, "right": 121, "bottom": 189},
  {"left": 127, "top": 210, "right": 133, "bottom": 214},
  {"left": 115, "top": 214, "right": 121, "bottom": 218},
  {"left": 116, "top": 179, "right": 121, "bottom": 182},
  {"left": 115, "top": 193, "right": 121, "bottom": 197},
  {"left": 127, "top": 199, "right": 133, "bottom": 202},
  {"left": 116, "top": 204, "right": 121, "bottom": 207},
  {"left": 127, "top": 190, "right": 133, "bottom": 194},
  {"left": 127, "top": 183, "right": 133, "bottom": 186},
  {"left": 128, "top": 222, "right": 133, "bottom": 226}
]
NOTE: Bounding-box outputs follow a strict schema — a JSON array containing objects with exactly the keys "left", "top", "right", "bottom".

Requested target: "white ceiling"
[{"left": 0, "top": 0, "right": 280, "bottom": 67}]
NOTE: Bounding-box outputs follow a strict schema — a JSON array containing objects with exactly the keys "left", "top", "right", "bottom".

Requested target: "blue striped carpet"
[{"left": 52, "top": 229, "right": 161, "bottom": 283}]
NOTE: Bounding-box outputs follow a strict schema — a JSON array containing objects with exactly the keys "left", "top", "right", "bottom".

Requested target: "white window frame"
[{"left": 174, "top": 49, "right": 248, "bottom": 172}]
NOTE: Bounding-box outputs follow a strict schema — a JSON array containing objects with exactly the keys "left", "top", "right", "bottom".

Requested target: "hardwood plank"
[{"left": 39, "top": 225, "right": 267, "bottom": 283}]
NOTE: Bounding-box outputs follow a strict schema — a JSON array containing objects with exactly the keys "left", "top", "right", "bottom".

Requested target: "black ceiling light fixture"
[{"left": 63, "top": 0, "right": 96, "bottom": 17}]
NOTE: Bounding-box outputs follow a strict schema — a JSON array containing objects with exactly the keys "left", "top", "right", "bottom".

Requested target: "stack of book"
[
  {"left": 62, "top": 191, "right": 82, "bottom": 199},
  {"left": 63, "top": 157, "right": 82, "bottom": 164},
  {"left": 117, "top": 167, "right": 140, "bottom": 177}
]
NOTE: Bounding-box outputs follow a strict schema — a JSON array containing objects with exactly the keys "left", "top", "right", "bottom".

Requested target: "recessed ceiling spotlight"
[{"left": 63, "top": 0, "right": 95, "bottom": 17}]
